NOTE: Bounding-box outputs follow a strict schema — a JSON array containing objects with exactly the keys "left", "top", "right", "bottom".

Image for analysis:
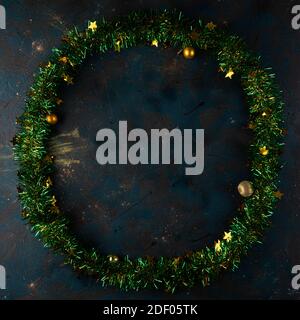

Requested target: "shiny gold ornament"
[
  {"left": 183, "top": 47, "right": 196, "bottom": 59},
  {"left": 214, "top": 240, "right": 222, "bottom": 253},
  {"left": 262, "top": 111, "right": 268, "bottom": 117},
  {"left": 59, "top": 56, "right": 68, "bottom": 64},
  {"left": 46, "top": 114, "right": 58, "bottom": 125},
  {"left": 223, "top": 231, "right": 232, "bottom": 242},
  {"left": 108, "top": 255, "right": 119, "bottom": 263},
  {"left": 238, "top": 180, "right": 254, "bottom": 197},
  {"left": 225, "top": 68, "right": 235, "bottom": 79},
  {"left": 88, "top": 21, "right": 97, "bottom": 32},
  {"left": 151, "top": 39, "right": 159, "bottom": 47},
  {"left": 259, "top": 146, "right": 269, "bottom": 156}
]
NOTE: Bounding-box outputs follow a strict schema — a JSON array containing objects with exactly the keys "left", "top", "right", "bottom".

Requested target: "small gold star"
[
  {"left": 225, "top": 68, "right": 235, "bottom": 79},
  {"left": 259, "top": 146, "right": 269, "bottom": 156},
  {"left": 151, "top": 39, "right": 159, "bottom": 47},
  {"left": 46, "top": 62, "right": 52, "bottom": 68},
  {"left": 63, "top": 74, "right": 73, "bottom": 85},
  {"left": 59, "top": 56, "right": 68, "bottom": 64},
  {"left": 262, "top": 112, "right": 268, "bottom": 117},
  {"left": 223, "top": 231, "right": 232, "bottom": 242},
  {"left": 215, "top": 240, "right": 222, "bottom": 253},
  {"left": 274, "top": 191, "right": 284, "bottom": 200},
  {"left": 88, "top": 21, "right": 97, "bottom": 32},
  {"left": 206, "top": 22, "right": 217, "bottom": 30}
]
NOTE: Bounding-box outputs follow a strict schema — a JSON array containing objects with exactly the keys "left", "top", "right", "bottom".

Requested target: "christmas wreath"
[{"left": 13, "top": 10, "right": 284, "bottom": 292}]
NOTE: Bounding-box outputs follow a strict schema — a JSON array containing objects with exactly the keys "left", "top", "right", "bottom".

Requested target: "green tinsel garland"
[{"left": 13, "top": 10, "right": 284, "bottom": 293}]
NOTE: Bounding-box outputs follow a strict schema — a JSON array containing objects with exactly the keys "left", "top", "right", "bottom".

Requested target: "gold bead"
[
  {"left": 238, "top": 180, "right": 254, "bottom": 197},
  {"left": 46, "top": 114, "right": 58, "bottom": 125},
  {"left": 183, "top": 47, "right": 196, "bottom": 59},
  {"left": 108, "top": 255, "right": 119, "bottom": 263}
]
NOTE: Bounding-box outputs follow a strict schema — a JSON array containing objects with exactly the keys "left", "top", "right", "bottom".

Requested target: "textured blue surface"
[{"left": 0, "top": 0, "right": 298, "bottom": 299}]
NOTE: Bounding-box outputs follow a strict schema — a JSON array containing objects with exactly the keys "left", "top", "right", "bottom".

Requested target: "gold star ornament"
[
  {"left": 225, "top": 68, "right": 235, "bottom": 79},
  {"left": 223, "top": 231, "right": 232, "bottom": 242},
  {"left": 151, "top": 39, "right": 159, "bottom": 47},
  {"left": 88, "top": 21, "right": 97, "bottom": 32},
  {"left": 259, "top": 146, "right": 269, "bottom": 156},
  {"left": 59, "top": 56, "right": 68, "bottom": 64}
]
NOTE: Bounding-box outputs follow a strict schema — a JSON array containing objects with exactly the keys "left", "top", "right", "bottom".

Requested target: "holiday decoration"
[
  {"left": 183, "top": 46, "right": 196, "bottom": 59},
  {"left": 13, "top": 10, "right": 284, "bottom": 293},
  {"left": 46, "top": 114, "right": 58, "bottom": 125},
  {"left": 238, "top": 181, "right": 254, "bottom": 198}
]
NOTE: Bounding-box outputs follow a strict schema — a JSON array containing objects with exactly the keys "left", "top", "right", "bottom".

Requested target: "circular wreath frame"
[{"left": 13, "top": 10, "right": 284, "bottom": 292}]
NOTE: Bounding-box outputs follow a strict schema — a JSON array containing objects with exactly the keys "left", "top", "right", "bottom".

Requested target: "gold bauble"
[
  {"left": 238, "top": 181, "right": 254, "bottom": 197},
  {"left": 46, "top": 114, "right": 58, "bottom": 125},
  {"left": 183, "top": 47, "right": 196, "bottom": 59}
]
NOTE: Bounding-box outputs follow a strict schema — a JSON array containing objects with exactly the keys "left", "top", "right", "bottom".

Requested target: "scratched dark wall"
[{"left": 0, "top": 0, "right": 299, "bottom": 300}]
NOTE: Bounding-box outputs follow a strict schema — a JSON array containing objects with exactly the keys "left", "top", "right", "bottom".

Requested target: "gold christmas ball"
[
  {"left": 183, "top": 47, "right": 196, "bottom": 59},
  {"left": 238, "top": 181, "right": 254, "bottom": 198},
  {"left": 46, "top": 114, "right": 58, "bottom": 125},
  {"left": 108, "top": 255, "right": 119, "bottom": 263}
]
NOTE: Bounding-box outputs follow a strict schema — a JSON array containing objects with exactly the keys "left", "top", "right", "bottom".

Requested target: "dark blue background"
[{"left": 0, "top": 0, "right": 299, "bottom": 299}]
